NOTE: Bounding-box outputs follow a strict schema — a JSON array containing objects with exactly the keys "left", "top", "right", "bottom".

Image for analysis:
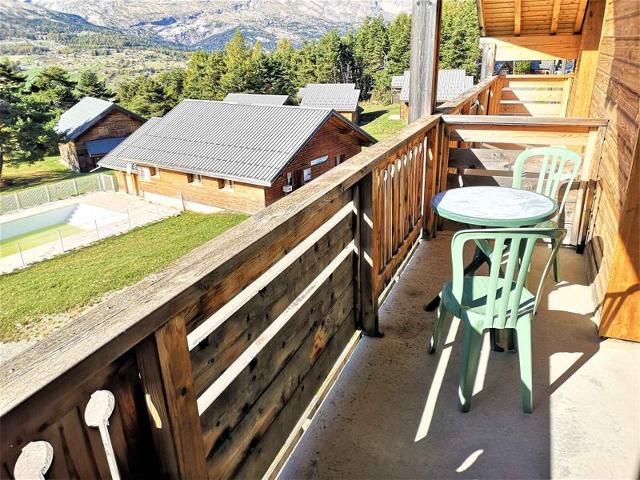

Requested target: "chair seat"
[
  {"left": 441, "top": 276, "right": 535, "bottom": 327},
  {"left": 535, "top": 219, "right": 558, "bottom": 228}
]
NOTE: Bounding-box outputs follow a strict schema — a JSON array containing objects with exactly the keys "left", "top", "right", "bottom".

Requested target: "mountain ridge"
[{"left": 2, "top": 0, "right": 412, "bottom": 50}]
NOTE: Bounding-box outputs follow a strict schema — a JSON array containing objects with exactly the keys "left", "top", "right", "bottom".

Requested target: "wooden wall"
[
  {"left": 138, "top": 169, "right": 267, "bottom": 214},
  {"left": 266, "top": 117, "right": 370, "bottom": 206},
  {"left": 584, "top": 0, "right": 640, "bottom": 340},
  {"left": 60, "top": 111, "right": 143, "bottom": 173}
]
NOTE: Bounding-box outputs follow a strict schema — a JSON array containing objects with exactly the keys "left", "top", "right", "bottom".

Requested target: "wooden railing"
[
  {"left": 0, "top": 115, "right": 441, "bottom": 480},
  {"left": 496, "top": 74, "right": 574, "bottom": 117},
  {"left": 440, "top": 115, "right": 607, "bottom": 247},
  {"left": 437, "top": 75, "right": 502, "bottom": 115}
]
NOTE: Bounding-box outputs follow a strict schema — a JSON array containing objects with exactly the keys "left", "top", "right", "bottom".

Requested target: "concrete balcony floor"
[{"left": 280, "top": 234, "right": 640, "bottom": 479}]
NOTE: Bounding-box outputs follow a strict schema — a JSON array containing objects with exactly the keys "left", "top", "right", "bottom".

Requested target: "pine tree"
[
  {"left": 315, "top": 30, "right": 342, "bottom": 83},
  {"left": 28, "top": 66, "right": 77, "bottom": 118},
  {"left": 220, "top": 30, "right": 251, "bottom": 95},
  {"left": 387, "top": 12, "right": 412, "bottom": 74},
  {"left": 75, "top": 70, "right": 112, "bottom": 99},
  {"left": 0, "top": 60, "right": 59, "bottom": 178},
  {"left": 439, "top": 0, "right": 482, "bottom": 77}
]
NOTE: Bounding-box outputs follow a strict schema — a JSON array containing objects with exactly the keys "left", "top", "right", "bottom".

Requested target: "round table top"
[{"left": 432, "top": 186, "right": 557, "bottom": 227}]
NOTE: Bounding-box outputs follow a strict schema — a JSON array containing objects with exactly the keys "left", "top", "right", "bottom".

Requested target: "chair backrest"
[
  {"left": 512, "top": 147, "right": 582, "bottom": 216},
  {"left": 450, "top": 228, "right": 566, "bottom": 329}
]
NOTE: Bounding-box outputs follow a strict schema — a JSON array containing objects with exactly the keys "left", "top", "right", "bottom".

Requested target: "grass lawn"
[
  {"left": 0, "top": 223, "right": 84, "bottom": 258},
  {"left": 1, "top": 156, "right": 83, "bottom": 193},
  {"left": 360, "top": 103, "right": 406, "bottom": 140},
  {"left": 0, "top": 211, "right": 248, "bottom": 341}
]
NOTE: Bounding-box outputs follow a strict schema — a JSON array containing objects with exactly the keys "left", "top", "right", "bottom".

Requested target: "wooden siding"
[
  {"left": 585, "top": 0, "right": 640, "bottom": 339},
  {"left": 138, "top": 169, "right": 267, "bottom": 214},
  {"left": 59, "top": 111, "right": 143, "bottom": 172},
  {"left": 265, "top": 116, "right": 369, "bottom": 206}
]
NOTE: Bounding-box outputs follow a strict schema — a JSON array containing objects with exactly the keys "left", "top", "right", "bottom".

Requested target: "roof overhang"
[{"left": 476, "top": 0, "right": 589, "bottom": 37}]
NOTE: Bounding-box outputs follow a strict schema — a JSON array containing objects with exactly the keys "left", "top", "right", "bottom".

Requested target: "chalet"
[
  {"left": 55, "top": 97, "right": 145, "bottom": 173},
  {"left": 391, "top": 74, "right": 405, "bottom": 103},
  {"left": 98, "top": 100, "right": 375, "bottom": 214},
  {"left": 223, "top": 93, "right": 295, "bottom": 105},
  {"left": 299, "top": 83, "right": 362, "bottom": 123},
  {"left": 399, "top": 69, "right": 474, "bottom": 120}
]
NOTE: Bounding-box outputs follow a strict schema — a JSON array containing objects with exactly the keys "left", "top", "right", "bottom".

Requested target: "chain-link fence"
[
  {"left": 0, "top": 174, "right": 116, "bottom": 215},
  {"left": 1, "top": 201, "right": 178, "bottom": 273}
]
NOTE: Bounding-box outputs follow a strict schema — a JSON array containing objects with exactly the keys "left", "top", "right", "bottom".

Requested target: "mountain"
[{"left": 2, "top": 0, "right": 412, "bottom": 50}]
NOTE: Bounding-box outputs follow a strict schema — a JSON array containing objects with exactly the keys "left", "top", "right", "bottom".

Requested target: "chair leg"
[
  {"left": 429, "top": 302, "right": 449, "bottom": 354},
  {"left": 516, "top": 318, "right": 533, "bottom": 413},
  {"left": 458, "top": 324, "right": 483, "bottom": 413},
  {"left": 552, "top": 239, "right": 561, "bottom": 283},
  {"left": 507, "top": 329, "right": 517, "bottom": 352}
]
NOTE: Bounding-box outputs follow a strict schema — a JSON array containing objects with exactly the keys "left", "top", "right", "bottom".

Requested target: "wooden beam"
[
  {"left": 567, "top": 0, "right": 606, "bottom": 117},
  {"left": 476, "top": 0, "right": 486, "bottom": 36},
  {"left": 514, "top": 0, "right": 522, "bottom": 36},
  {"left": 480, "top": 43, "right": 497, "bottom": 79},
  {"left": 136, "top": 316, "right": 208, "bottom": 479},
  {"left": 480, "top": 35, "right": 581, "bottom": 61},
  {"left": 550, "top": 0, "right": 562, "bottom": 33},
  {"left": 409, "top": 0, "right": 443, "bottom": 122},
  {"left": 574, "top": 0, "right": 589, "bottom": 32}
]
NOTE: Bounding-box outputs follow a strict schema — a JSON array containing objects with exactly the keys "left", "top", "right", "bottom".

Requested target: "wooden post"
[
  {"left": 136, "top": 316, "right": 208, "bottom": 479},
  {"left": 481, "top": 42, "right": 497, "bottom": 80},
  {"left": 356, "top": 173, "right": 380, "bottom": 337},
  {"left": 72, "top": 178, "right": 79, "bottom": 195},
  {"left": 409, "top": 0, "right": 442, "bottom": 123}
]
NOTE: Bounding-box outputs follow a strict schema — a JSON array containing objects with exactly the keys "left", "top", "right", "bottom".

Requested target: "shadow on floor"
[{"left": 280, "top": 235, "right": 640, "bottom": 479}]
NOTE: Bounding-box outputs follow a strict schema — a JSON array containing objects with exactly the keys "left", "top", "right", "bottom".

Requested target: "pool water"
[
  {"left": 0, "top": 202, "right": 127, "bottom": 257},
  {"left": 0, "top": 223, "right": 85, "bottom": 258}
]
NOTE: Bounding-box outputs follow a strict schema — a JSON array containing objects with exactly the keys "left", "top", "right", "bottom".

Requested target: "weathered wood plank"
[
  {"left": 137, "top": 316, "right": 207, "bottom": 479},
  {"left": 200, "top": 255, "right": 355, "bottom": 475},
  {"left": 190, "top": 211, "right": 354, "bottom": 396}
]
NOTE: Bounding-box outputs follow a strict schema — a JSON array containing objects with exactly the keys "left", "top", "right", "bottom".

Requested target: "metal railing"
[{"left": 0, "top": 174, "right": 116, "bottom": 215}]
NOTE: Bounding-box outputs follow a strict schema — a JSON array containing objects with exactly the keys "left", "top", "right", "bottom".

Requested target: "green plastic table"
[
  {"left": 427, "top": 186, "right": 558, "bottom": 350},
  {"left": 432, "top": 186, "right": 558, "bottom": 228}
]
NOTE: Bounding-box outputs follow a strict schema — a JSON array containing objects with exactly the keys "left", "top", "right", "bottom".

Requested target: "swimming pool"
[{"left": 0, "top": 203, "right": 127, "bottom": 256}]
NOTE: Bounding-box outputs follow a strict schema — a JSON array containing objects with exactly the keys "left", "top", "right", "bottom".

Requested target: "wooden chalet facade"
[
  {"left": 99, "top": 101, "right": 375, "bottom": 214},
  {"left": 55, "top": 97, "right": 145, "bottom": 173}
]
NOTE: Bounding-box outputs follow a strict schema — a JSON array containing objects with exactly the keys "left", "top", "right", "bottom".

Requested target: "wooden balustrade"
[
  {"left": 440, "top": 115, "right": 607, "bottom": 247},
  {"left": 0, "top": 114, "right": 441, "bottom": 480},
  {"left": 437, "top": 75, "right": 502, "bottom": 115},
  {"left": 497, "top": 74, "right": 574, "bottom": 117}
]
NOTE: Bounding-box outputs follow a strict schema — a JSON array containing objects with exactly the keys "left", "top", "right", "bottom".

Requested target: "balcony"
[
  {"left": 281, "top": 235, "right": 640, "bottom": 479},
  {"left": 0, "top": 75, "right": 637, "bottom": 479}
]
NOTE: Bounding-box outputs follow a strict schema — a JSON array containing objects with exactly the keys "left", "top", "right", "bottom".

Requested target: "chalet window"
[
  {"left": 188, "top": 173, "right": 202, "bottom": 184},
  {"left": 336, "top": 154, "right": 345, "bottom": 165},
  {"left": 218, "top": 179, "right": 234, "bottom": 191},
  {"left": 310, "top": 155, "right": 328, "bottom": 166},
  {"left": 286, "top": 172, "right": 292, "bottom": 186},
  {"left": 139, "top": 167, "right": 151, "bottom": 182},
  {"left": 152, "top": 167, "right": 160, "bottom": 178},
  {"left": 303, "top": 168, "right": 312, "bottom": 184}
]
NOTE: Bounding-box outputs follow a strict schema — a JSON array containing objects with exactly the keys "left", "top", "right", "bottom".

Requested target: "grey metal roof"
[
  {"left": 85, "top": 136, "right": 127, "bottom": 156},
  {"left": 223, "top": 93, "right": 293, "bottom": 105},
  {"left": 98, "top": 100, "right": 375, "bottom": 187},
  {"left": 98, "top": 118, "right": 162, "bottom": 173},
  {"left": 391, "top": 75, "right": 405, "bottom": 89},
  {"left": 55, "top": 97, "right": 145, "bottom": 141},
  {"left": 399, "top": 69, "right": 475, "bottom": 103},
  {"left": 299, "top": 83, "right": 361, "bottom": 112}
]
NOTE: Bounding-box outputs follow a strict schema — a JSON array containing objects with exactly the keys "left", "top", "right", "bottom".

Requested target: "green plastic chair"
[
  {"left": 429, "top": 227, "right": 566, "bottom": 413},
  {"left": 512, "top": 147, "right": 582, "bottom": 282}
]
